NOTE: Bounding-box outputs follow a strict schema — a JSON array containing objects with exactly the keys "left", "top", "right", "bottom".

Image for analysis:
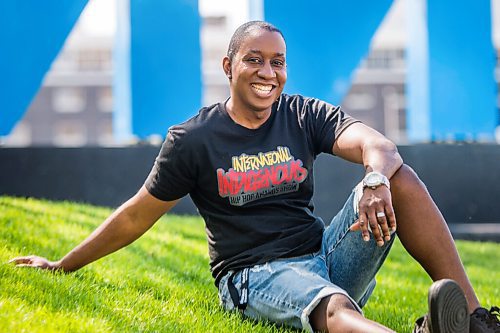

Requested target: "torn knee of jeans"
[{"left": 289, "top": 265, "right": 319, "bottom": 279}]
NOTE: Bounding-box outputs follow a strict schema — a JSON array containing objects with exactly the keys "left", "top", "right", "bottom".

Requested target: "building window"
[
  {"left": 343, "top": 92, "right": 376, "bottom": 110},
  {"left": 52, "top": 88, "right": 86, "bottom": 113},
  {"left": 78, "top": 49, "right": 113, "bottom": 71},
  {"left": 202, "top": 15, "right": 226, "bottom": 27},
  {"left": 361, "top": 49, "right": 405, "bottom": 70},
  {"left": 53, "top": 121, "right": 87, "bottom": 147},
  {"left": 97, "top": 121, "right": 114, "bottom": 146},
  {"left": 98, "top": 87, "right": 113, "bottom": 113}
]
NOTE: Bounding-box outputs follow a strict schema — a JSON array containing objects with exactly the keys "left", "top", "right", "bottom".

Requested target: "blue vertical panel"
[
  {"left": 428, "top": 0, "right": 496, "bottom": 141},
  {"left": 113, "top": 0, "right": 133, "bottom": 143},
  {"left": 264, "top": 0, "right": 393, "bottom": 104},
  {"left": 249, "top": 0, "right": 264, "bottom": 20},
  {"left": 406, "top": 0, "right": 430, "bottom": 142},
  {"left": 130, "top": 0, "right": 201, "bottom": 138},
  {"left": 0, "top": 1, "right": 88, "bottom": 136}
]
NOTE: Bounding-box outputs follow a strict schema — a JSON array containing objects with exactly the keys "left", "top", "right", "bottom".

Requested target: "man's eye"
[
  {"left": 247, "top": 58, "right": 262, "bottom": 64},
  {"left": 272, "top": 60, "right": 285, "bottom": 67}
]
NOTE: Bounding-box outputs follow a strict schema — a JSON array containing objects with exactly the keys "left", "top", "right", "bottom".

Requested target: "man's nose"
[{"left": 258, "top": 61, "right": 276, "bottom": 79}]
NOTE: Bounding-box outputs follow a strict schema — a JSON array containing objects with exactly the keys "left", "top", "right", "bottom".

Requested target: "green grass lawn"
[{"left": 0, "top": 196, "right": 498, "bottom": 333}]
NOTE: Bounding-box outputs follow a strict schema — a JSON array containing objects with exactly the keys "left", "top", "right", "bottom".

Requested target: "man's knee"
[
  {"left": 390, "top": 164, "right": 426, "bottom": 192},
  {"left": 310, "top": 294, "right": 359, "bottom": 332}
]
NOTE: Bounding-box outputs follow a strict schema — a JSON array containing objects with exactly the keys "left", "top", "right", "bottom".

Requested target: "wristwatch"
[{"left": 362, "top": 171, "right": 390, "bottom": 190}]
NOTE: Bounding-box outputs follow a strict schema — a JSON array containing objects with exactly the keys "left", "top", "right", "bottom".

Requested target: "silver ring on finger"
[{"left": 376, "top": 211, "right": 386, "bottom": 218}]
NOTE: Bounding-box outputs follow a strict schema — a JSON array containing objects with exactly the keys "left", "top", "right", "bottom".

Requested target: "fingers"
[
  {"left": 13, "top": 264, "right": 35, "bottom": 268},
  {"left": 385, "top": 204, "right": 397, "bottom": 233},
  {"left": 8, "top": 255, "right": 49, "bottom": 269},
  {"left": 8, "top": 256, "right": 35, "bottom": 265},
  {"left": 375, "top": 210, "right": 391, "bottom": 242},
  {"left": 358, "top": 213, "right": 370, "bottom": 242},
  {"left": 355, "top": 187, "right": 397, "bottom": 247},
  {"left": 367, "top": 210, "right": 385, "bottom": 246},
  {"left": 9, "top": 255, "right": 62, "bottom": 272},
  {"left": 349, "top": 221, "right": 360, "bottom": 231}
]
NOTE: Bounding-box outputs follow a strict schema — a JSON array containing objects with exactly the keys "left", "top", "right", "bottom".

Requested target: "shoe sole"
[{"left": 428, "top": 279, "right": 470, "bottom": 333}]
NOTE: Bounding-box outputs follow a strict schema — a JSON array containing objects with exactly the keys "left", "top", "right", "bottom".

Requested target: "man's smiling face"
[{"left": 224, "top": 28, "right": 287, "bottom": 114}]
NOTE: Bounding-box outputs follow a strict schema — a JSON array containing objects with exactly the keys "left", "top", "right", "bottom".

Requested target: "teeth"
[{"left": 252, "top": 84, "right": 272, "bottom": 92}]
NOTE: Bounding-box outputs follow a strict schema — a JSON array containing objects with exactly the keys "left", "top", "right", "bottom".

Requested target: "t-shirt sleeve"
[
  {"left": 144, "top": 127, "right": 197, "bottom": 201},
  {"left": 304, "top": 98, "right": 359, "bottom": 155}
]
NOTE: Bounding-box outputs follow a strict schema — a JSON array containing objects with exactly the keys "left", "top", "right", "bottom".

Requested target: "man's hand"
[
  {"left": 8, "top": 187, "right": 177, "bottom": 273},
  {"left": 350, "top": 185, "right": 397, "bottom": 246},
  {"left": 9, "top": 255, "right": 62, "bottom": 271}
]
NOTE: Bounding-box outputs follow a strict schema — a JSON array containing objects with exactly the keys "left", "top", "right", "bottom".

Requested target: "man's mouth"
[{"left": 251, "top": 83, "right": 274, "bottom": 95}]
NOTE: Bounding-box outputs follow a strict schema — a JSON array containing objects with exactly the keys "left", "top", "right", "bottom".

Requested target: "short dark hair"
[{"left": 226, "top": 21, "right": 285, "bottom": 62}]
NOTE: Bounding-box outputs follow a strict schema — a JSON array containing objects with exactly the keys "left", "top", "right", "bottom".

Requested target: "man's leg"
[
  {"left": 310, "top": 187, "right": 397, "bottom": 332},
  {"left": 218, "top": 254, "right": 375, "bottom": 332},
  {"left": 310, "top": 294, "right": 395, "bottom": 332},
  {"left": 320, "top": 186, "right": 396, "bottom": 306},
  {"left": 390, "top": 164, "right": 480, "bottom": 312}
]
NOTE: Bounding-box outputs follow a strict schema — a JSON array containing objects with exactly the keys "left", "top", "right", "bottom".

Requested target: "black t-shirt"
[{"left": 145, "top": 93, "right": 358, "bottom": 285}]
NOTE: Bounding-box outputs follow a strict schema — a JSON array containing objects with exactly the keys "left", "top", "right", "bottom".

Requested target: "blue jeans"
[{"left": 218, "top": 186, "right": 396, "bottom": 332}]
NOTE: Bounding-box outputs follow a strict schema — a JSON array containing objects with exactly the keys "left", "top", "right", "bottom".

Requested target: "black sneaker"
[
  {"left": 413, "top": 279, "right": 470, "bottom": 333},
  {"left": 470, "top": 306, "right": 500, "bottom": 333}
]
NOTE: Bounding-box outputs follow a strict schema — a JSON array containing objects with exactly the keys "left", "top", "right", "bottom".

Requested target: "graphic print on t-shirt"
[{"left": 216, "top": 146, "right": 308, "bottom": 206}]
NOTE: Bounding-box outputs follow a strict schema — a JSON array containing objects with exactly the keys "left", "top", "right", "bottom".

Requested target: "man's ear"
[{"left": 222, "top": 56, "right": 232, "bottom": 79}]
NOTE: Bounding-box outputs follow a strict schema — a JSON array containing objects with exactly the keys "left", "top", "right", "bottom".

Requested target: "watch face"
[{"left": 365, "top": 173, "right": 383, "bottom": 186}]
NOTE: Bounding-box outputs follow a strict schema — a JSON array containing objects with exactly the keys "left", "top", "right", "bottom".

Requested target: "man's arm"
[
  {"left": 9, "top": 186, "right": 178, "bottom": 271},
  {"left": 333, "top": 122, "right": 403, "bottom": 246},
  {"left": 333, "top": 122, "right": 402, "bottom": 177}
]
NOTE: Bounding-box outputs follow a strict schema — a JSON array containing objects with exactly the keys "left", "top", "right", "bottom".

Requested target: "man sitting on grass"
[{"left": 11, "top": 21, "right": 499, "bottom": 333}]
